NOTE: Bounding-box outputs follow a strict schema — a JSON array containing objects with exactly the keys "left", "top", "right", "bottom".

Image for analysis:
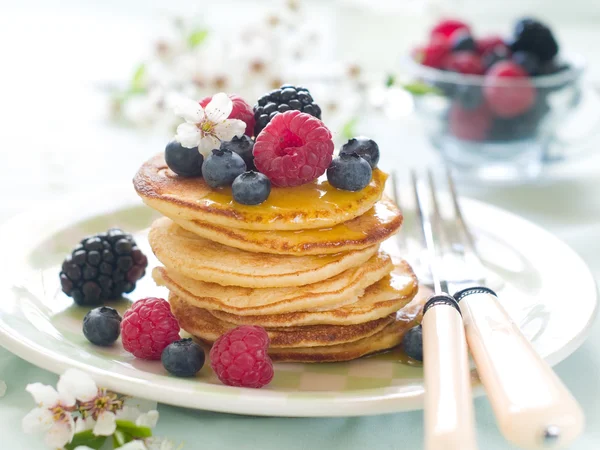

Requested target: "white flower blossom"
[
  {"left": 173, "top": 93, "right": 246, "bottom": 156},
  {"left": 78, "top": 404, "right": 159, "bottom": 438},
  {"left": 22, "top": 369, "right": 97, "bottom": 448}
]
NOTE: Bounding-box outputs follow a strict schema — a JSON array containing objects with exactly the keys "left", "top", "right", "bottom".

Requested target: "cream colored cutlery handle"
[
  {"left": 458, "top": 289, "right": 584, "bottom": 450},
  {"left": 423, "top": 302, "right": 478, "bottom": 450}
]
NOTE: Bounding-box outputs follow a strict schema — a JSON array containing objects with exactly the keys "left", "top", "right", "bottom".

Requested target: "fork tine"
[
  {"left": 426, "top": 169, "right": 450, "bottom": 293},
  {"left": 445, "top": 168, "right": 486, "bottom": 275},
  {"left": 390, "top": 171, "right": 408, "bottom": 252},
  {"left": 412, "top": 169, "right": 445, "bottom": 293}
]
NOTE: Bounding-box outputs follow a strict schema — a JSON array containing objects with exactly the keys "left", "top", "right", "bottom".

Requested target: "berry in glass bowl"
[{"left": 404, "top": 17, "right": 585, "bottom": 182}]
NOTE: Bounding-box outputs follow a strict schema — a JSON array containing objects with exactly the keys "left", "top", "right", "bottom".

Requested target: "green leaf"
[
  {"left": 65, "top": 431, "right": 107, "bottom": 450},
  {"left": 188, "top": 29, "right": 208, "bottom": 48},
  {"left": 385, "top": 74, "right": 396, "bottom": 87},
  {"left": 131, "top": 63, "right": 146, "bottom": 92},
  {"left": 341, "top": 117, "right": 358, "bottom": 140},
  {"left": 116, "top": 420, "right": 153, "bottom": 438},
  {"left": 401, "top": 81, "right": 441, "bottom": 96}
]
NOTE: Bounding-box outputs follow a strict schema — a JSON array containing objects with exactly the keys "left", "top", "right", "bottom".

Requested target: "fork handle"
[
  {"left": 456, "top": 287, "right": 584, "bottom": 450},
  {"left": 423, "top": 294, "right": 478, "bottom": 450}
]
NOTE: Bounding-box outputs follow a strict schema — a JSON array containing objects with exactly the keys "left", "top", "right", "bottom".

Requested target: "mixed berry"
[
  {"left": 163, "top": 84, "right": 382, "bottom": 202},
  {"left": 402, "top": 325, "right": 423, "bottom": 362},
  {"left": 120, "top": 297, "right": 181, "bottom": 360},
  {"left": 413, "top": 17, "right": 572, "bottom": 142},
  {"left": 60, "top": 228, "right": 148, "bottom": 306},
  {"left": 210, "top": 325, "right": 274, "bottom": 389},
  {"left": 162, "top": 338, "right": 206, "bottom": 377},
  {"left": 82, "top": 306, "right": 122, "bottom": 346}
]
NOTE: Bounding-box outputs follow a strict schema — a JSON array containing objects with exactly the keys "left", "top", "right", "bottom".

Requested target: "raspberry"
[
  {"left": 200, "top": 94, "right": 255, "bottom": 137},
  {"left": 210, "top": 326, "right": 274, "bottom": 389},
  {"left": 449, "top": 104, "right": 492, "bottom": 141},
  {"left": 483, "top": 61, "right": 536, "bottom": 118},
  {"left": 414, "top": 36, "right": 450, "bottom": 69},
  {"left": 430, "top": 19, "right": 470, "bottom": 39},
  {"left": 476, "top": 35, "right": 506, "bottom": 55},
  {"left": 121, "top": 297, "right": 180, "bottom": 360},
  {"left": 253, "top": 110, "right": 334, "bottom": 187},
  {"left": 444, "top": 51, "right": 485, "bottom": 75}
]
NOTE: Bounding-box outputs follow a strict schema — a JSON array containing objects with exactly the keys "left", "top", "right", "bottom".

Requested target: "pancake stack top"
[{"left": 134, "top": 154, "right": 424, "bottom": 363}]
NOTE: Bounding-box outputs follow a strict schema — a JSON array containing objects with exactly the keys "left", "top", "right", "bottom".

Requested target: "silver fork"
[
  {"left": 391, "top": 168, "right": 584, "bottom": 450},
  {"left": 390, "top": 169, "right": 478, "bottom": 450}
]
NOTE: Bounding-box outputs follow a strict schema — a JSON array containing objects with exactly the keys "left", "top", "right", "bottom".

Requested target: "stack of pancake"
[{"left": 134, "top": 155, "right": 424, "bottom": 362}]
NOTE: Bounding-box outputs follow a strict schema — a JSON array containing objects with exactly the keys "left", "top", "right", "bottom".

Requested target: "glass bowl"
[{"left": 403, "top": 54, "right": 586, "bottom": 182}]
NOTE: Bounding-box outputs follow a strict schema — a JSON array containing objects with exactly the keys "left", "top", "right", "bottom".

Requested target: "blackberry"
[
  {"left": 510, "top": 18, "right": 558, "bottom": 62},
  {"left": 253, "top": 85, "right": 322, "bottom": 136},
  {"left": 60, "top": 228, "right": 148, "bottom": 306}
]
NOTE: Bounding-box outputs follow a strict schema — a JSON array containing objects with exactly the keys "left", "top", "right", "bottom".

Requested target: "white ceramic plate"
[{"left": 0, "top": 187, "right": 596, "bottom": 417}]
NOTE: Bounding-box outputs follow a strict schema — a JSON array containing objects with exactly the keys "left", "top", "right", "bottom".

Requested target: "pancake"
[
  {"left": 169, "top": 295, "right": 395, "bottom": 348},
  {"left": 152, "top": 251, "right": 393, "bottom": 315},
  {"left": 149, "top": 217, "right": 379, "bottom": 288},
  {"left": 134, "top": 154, "right": 387, "bottom": 231},
  {"left": 190, "top": 293, "right": 426, "bottom": 363},
  {"left": 210, "top": 259, "right": 418, "bottom": 327},
  {"left": 171, "top": 196, "right": 402, "bottom": 256}
]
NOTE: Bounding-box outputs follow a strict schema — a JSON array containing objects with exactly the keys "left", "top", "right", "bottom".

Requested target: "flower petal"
[
  {"left": 58, "top": 369, "right": 97, "bottom": 404},
  {"left": 26, "top": 383, "right": 60, "bottom": 407},
  {"left": 205, "top": 92, "right": 233, "bottom": 123},
  {"left": 93, "top": 411, "right": 117, "bottom": 436},
  {"left": 198, "top": 135, "right": 221, "bottom": 157},
  {"left": 136, "top": 410, "right": 159, "bottom": 429},
  {"left": 214, "top": 119, "right": 246, "bottom": 142},
  {"left": 75, "top": 447, "right": 97, "bottom": 450},
  {"left": 22, "top": 407, "right": 54, "bottom": 434},
  {"left": 116, "top": 441, "right": 148, "bottom": 450},
  {"left": 74, "top": 416, "right": 96, "bottom": 433},
  {"left": 173, "top": 97, "right": 204, "bottom": 123},
  {"left": 44, "top": 417, "right": 75, "bottom": 449},
  {"left": 175, "top": 122, "right": 201, "bottom": 149},
  {"left": 116, "top": 405, "right": 142, "bottom": 423}
]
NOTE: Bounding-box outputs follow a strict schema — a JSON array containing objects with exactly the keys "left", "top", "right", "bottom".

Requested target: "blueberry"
[
  {"left": 510, "top": 18, "right": 558, "bottom": 62},
  {"left": 220, "top": 135, "right": 255, "bottom": 170},
  {"left": 327, "top": 153, "right": 372, "bottom": 192},
  {"left": 402, "top": 325, "right": 423, "bottom": 362},
  {"left": 161, "top": 338, "right": 205, "bottom": 377},
  {"left": 339, "top": 136, "right": 380, "bottom": 169},
  {"left": 201, "top": 149, "right": 246, "bottom": 188},
  {"left": 165, "top": 140, "right": 203, "bottom": 177},
  {"left": 232, "top": 171, "right": 271, "bottom": 205},
  {"left": 83, "top": 306, "right": 122, "bottom": 346},
  {"left": 512, "top": 51, "right": 540, "bottom": 75},
  {"left": 451, "top": 31, "right": 477, "bottom": 53},
  {"left": 482, "top": 45, "right": 510, "bottom": 72}
]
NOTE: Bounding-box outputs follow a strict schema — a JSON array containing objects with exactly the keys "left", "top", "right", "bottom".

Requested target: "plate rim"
[{"left": 0, "top": 186, "right": 596, "bottom": 417}]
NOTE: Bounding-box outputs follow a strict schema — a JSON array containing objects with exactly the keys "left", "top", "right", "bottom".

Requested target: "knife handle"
[
  {"left": 456, "top": 288, "right": 584, "bottom": 450},
  {"left": 422, "top": 295, "right": 478, "bottom": 450}
]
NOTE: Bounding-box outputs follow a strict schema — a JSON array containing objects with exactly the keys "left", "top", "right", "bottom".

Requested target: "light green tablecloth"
[{"left": 2, "top": 333, "right": 599, "bottom": 450}]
